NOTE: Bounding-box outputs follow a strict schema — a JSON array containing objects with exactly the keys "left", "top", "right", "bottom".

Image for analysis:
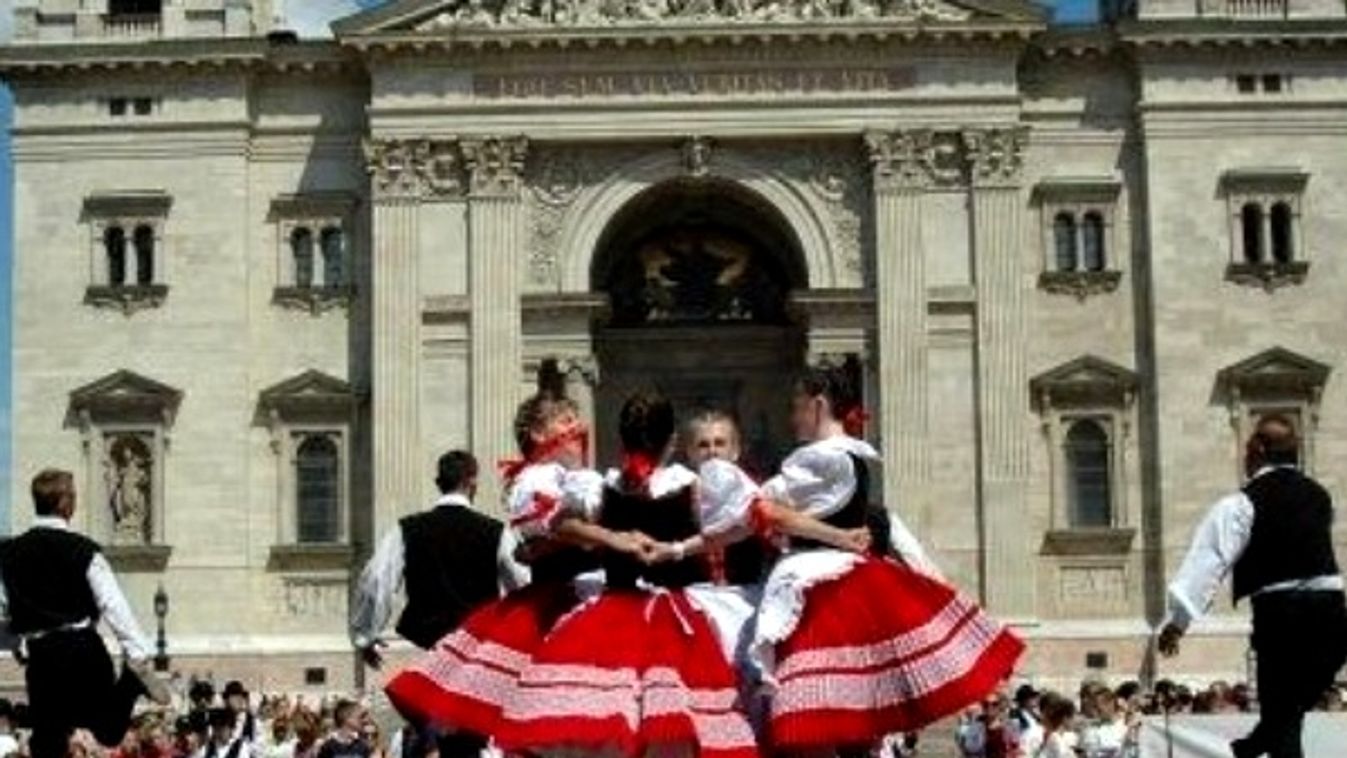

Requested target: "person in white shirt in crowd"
[
  {"left": 201, "top": 708, "right": 248, "bottom": 758},
  {"left": 1026, "top": 693, "right": 1077, "bottom": 758},
  {"left": 222, "top": 681, "right": 260, "bottom": 758},
  {"left": 954, "top": 704, "right": 989, "bottom": 758},
  {"left": 1076, "top": 681, "right": 1130, "bottom": 758},
  {"left": 1007, "top": 684, "right": 1043, "bottom": 754},
  {"left": 0, "top": 469, "right": 171, "bottom": 758},
  {"left": 1159, "top": 415, "right": 1347, "bottom": 758}
]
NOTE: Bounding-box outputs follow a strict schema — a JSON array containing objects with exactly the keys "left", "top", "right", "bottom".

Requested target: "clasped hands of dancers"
[{"left": 381, "top": 364, "right": 1025, "bottom": 758}]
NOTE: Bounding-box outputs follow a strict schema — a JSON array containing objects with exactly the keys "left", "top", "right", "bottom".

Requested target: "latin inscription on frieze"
[{"left": 476, "top": 67, "right": 916, "bottom": 99}]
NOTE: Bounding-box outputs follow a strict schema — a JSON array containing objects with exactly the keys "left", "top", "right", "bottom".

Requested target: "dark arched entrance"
[{"left": 592, "top": 179, "right": 807, "bottom": 472}]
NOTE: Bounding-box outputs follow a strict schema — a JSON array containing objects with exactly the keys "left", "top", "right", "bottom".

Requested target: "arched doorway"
[{"left": 592, "top": 179, "right": 807, "bottom": 473}]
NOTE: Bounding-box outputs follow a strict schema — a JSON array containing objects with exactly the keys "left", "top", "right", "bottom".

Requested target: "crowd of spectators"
[
  {"left": 951, "top": 678, "right": 1347, "bottom": 758},
  {"left": 0, "top": 678, "right": 423, "bottom": 758}
]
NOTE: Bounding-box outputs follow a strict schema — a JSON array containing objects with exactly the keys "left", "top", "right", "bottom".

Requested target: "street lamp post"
[{"left": 153, "top": 584, "right": 170, "bottom": 673}]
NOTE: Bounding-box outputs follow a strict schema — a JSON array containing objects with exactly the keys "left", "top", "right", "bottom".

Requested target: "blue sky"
[{"left": 0, "top": 0, "right": 1093, "bottom": 532}]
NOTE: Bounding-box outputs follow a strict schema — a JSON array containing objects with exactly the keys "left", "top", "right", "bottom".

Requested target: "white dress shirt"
[
  {"left": 349, "top": 493, "right": 531, "bottom": 649},
  {"left": 1166, "top": 465, "right": 1344, "bottom": 631},
  {"left": 0, "top": 516, "right": 153, "bottom": 660}
]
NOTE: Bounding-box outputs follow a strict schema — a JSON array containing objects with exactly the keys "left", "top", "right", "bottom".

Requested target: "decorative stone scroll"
[
  {"left": 864, "top": 129, "right": 964, "bottom": 192},
  {"left": 417, "top": 0, "right": 972, "bottom": 31},
  {"left": 963, "top": 126, "right": 1029, "bottom": 188},
  {"left": 363, "top": 138, "right": 468, "bottom": 198},
  {"left": 461, "top": 136, "right": 530, "bottom": 197}
]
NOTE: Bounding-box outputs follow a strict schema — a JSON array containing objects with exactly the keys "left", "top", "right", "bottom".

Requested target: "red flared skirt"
[
  {"left": 769, "top": 558, "right": 1024, "bottom": 748},
  {"left": 497, "top": 589, "right": 760, "bottom": 758},
  {"left": 384, "top": 582, "right": 582, "bottom": 737}
]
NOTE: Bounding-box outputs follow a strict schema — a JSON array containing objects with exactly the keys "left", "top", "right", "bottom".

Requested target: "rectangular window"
[
  {"left": 1262, "top": 74, "right": 1284, "bottom": 94},
  {"left": 133, "top": 97, "right": 154, "bottom": 116},
  {"left": 296, "top": 434, "right": 342, "bottom": 544},
  {"left": 109, "top": 98, "right": 129, "bottom": 117},
  {"left": 1235, "top": 75, "right": 1258, "bottom": 93}
]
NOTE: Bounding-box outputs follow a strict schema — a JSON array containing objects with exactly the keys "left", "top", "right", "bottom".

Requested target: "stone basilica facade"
[{"left": 4, "top": 0, "right": 1347, "bottom": 693}]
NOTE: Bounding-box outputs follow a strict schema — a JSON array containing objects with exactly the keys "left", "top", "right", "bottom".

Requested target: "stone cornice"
[
  {"left": 1119, "top": 18, "right": 1347, "bottom": 50},
  {"left": 342, "top": 19, "right": 1040, "bottom": 57},
  {"left": 0, "top": 38, "right": 358, "bottom": 78}
]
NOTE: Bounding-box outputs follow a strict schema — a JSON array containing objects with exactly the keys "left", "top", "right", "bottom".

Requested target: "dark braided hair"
[
  {"left": 795, "top": 359, "right": 862, "bottom": 421},
  {"left": 512, "top": 392, "right": 579, "bottom": 457},
  {"left": 618, "top": 390, "right": 676, "bottom": 459}
]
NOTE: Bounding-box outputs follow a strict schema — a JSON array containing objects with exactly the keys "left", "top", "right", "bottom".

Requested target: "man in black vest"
[
  {"left": 351, "top": 450, "right": 529, "bottom": 757},
  {"left": 0, "top": 469, "right": 171, "bottom": 758},
  {"left": 1159, "top": 416, "right": 1347, "bottom": 758}
]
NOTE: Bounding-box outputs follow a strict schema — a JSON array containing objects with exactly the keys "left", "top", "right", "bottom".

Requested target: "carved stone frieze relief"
[{"left": 416, "top": 0, "right": 972, "bottom": 31}]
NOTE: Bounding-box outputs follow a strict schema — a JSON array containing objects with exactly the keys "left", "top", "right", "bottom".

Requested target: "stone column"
[
  {"left": 965, "top": 126, "right": 1034, "bottom": 617},
  {"left": 365, "top": 140, "right": 429, "bottom": 533},
  {"left": 463, "top": 136, "right": 529, "bottom": 507},
  {"left": 864, "top": 130, "right": 939, "bottom": 515}
]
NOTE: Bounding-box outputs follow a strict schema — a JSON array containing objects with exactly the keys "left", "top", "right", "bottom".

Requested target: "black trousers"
[
  {"left": 1238, "top": 591, "right": 1347, "bottom": 758},
  {"left": 434, "top": 731, "right": 487, "bottom": 758},
  {"left": 25, "top": 628, "right": 143, "bottom": 758}
]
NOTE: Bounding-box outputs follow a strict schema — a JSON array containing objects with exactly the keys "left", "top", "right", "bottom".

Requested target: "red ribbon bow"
[
  {"left": 620, "top": 451, "right": 660, "bottom": 490},
  {"left": 497, "top": 423, "right": 591, "bottom": 485},
  {"left": 842, "top": 407, "right": 871, "bottom": 437}
]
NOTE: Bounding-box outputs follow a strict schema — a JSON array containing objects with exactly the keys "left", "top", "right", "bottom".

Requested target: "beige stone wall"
[
  {"left": 10, "top": 65, "right": 368, "bottom": 662},
  {"left": 12, "top": 26, "right": 1347, "bottom": 692}
]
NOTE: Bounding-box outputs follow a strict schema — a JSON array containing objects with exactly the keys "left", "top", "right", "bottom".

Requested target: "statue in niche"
[{"left": 105, "top": 435, "right": 152, "bottom": 544}]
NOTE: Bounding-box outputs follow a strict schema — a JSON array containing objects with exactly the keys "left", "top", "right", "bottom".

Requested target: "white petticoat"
[
  {"left": 748, "top": 548, "right": 864, "bottom": 686},
  {"left": 683, "top": 583, "right": 762, "bottom": 670}
]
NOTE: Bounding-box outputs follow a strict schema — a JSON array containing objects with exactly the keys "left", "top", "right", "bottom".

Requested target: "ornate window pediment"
[
  {"left": 69, "top": 369, "right": 183, "bottom": 428},
  {"left": 1032, "top": 356, "right": 1139, "bottom": 552},
  {"left": 67, "top": 370, "right": 181, "bottom": 571},
  {"left": 259, "top": 370, "right": 357, "bottom": 423},
  {"left": 1216, "top": 347, "right": 1329, "bottom": 400},
  {"left": 1217, "top": 347, "right": 1330, "bottom": 477},
  {"left": 259, "top": 371, "right": 356, "bottom": 567},
  {"left": 1030, "top": 355, "right": 1138, "bottom": 411}
]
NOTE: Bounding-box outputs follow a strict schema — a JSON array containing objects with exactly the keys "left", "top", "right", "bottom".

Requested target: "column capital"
[
  {"left": 961, "top": 126, "right": 1029, "bottom": 189},
  {"left": 461, "top": 136, "right": 530, "bottom": 198},
  {"left": 363, "top": 138, "right": 467, "bottom": 200},
  {"left": 863, "top": 129, "right": 964, "bottom": 193}
]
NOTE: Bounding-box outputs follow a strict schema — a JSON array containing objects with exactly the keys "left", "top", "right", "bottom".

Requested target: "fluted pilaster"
[
  {"left": 463, "top": 136, "right": 529, "bottom": 508},
  {"left": 865, "top": 130, "right": 943, "bottom": 514},
  {"left": 965, "top": 126, "right": 1034, "bottom": 617},
  {"left": 365, "top": 139, "right": 431, "bottom": 531}
]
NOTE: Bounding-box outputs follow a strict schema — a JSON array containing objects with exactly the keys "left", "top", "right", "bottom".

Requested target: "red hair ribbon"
[
  {"left": 497, "top": 424, "right": 591, "bottom": 485},
  {"left": 620, "top": 451, "right": 660, "bottom": 490},
  {"left": 842, "top": 407, "right": 870, "bottom": 438}
]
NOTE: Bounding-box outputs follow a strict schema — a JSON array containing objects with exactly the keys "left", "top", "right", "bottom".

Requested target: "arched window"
[
  {"left": 1053, "top": 212, "right": 1078, "bottom": 272},
  {"left": 319, "top": 226, "right": 344, "bottom": 288},
  {"left": 1270, "top": 202, "right": 1294, "bottom": 264},
  {"left": 1241, "top": 203, "right": 1264, "bottom": 264},
  {"left": 104, "top": 226, "right": 127, "bottom": 286},
  {"left": 1066, "top": 419, "right": 1111, "bottom": 528},
  {"left": 296, "top": 435, "right": 340, "bottom": 543},
  {"left": 290, "top": 227, "right": 315, "bottom": 289},
  {"left": 1081, "top": 212, "right": 1106, "bottom": 272},
  {"left": 132, "top": 225, "right": 155, "bottom": 285}
]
